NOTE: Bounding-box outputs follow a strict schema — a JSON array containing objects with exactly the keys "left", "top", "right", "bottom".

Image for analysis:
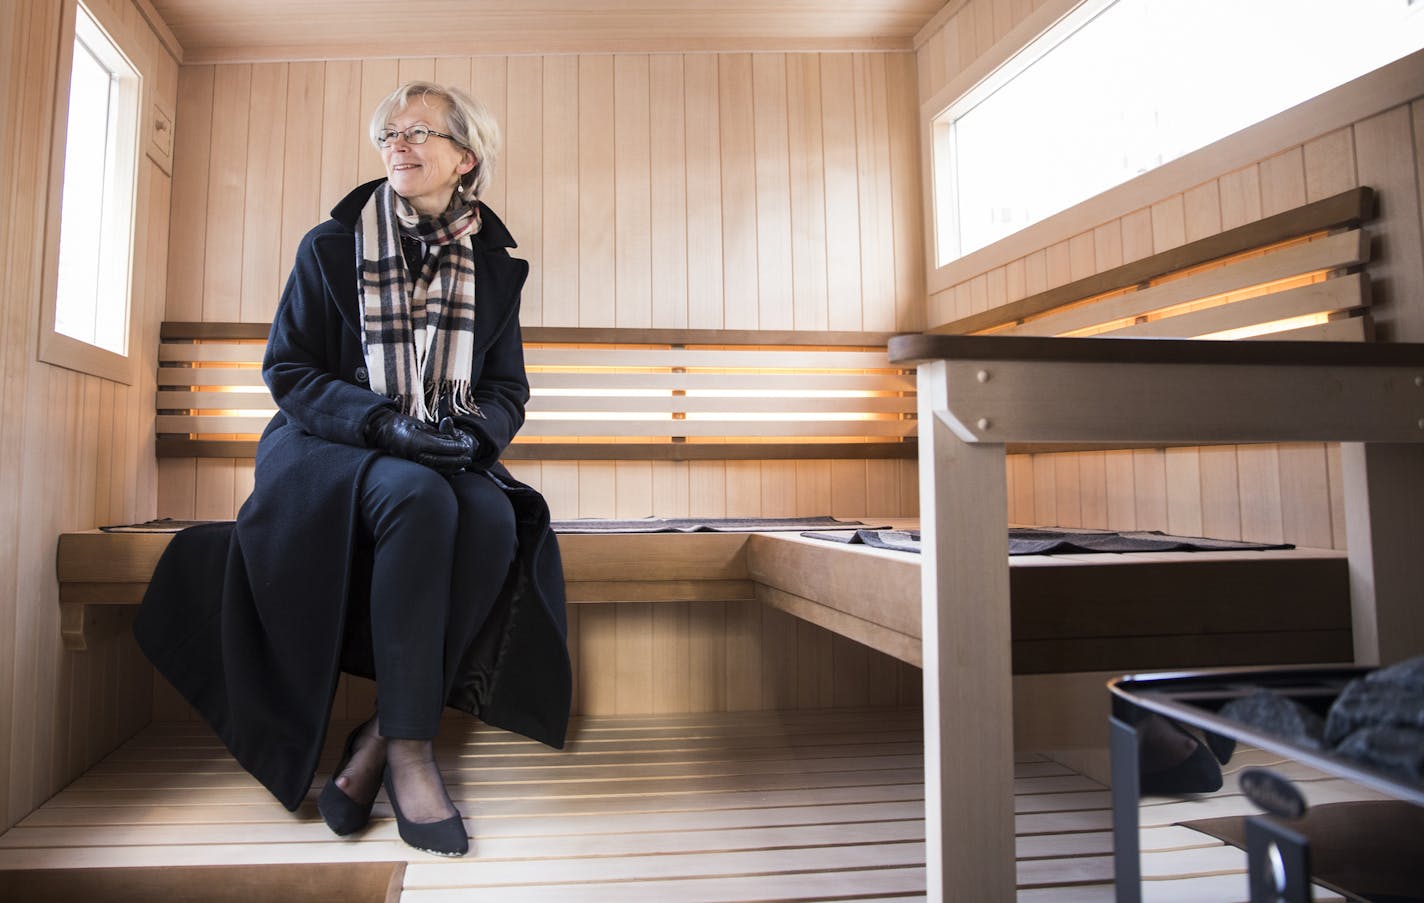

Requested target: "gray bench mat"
[{"left": 803, "top": 527, "right": 1295, "bottom": 555}]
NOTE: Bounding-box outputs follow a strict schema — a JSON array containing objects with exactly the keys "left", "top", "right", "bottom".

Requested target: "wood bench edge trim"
[
  {"left": 930, "top": 186, "right": 1375, "bottom": 336},
  {"left": 156, "top": 439, "right": 920, "bottom": 461}
]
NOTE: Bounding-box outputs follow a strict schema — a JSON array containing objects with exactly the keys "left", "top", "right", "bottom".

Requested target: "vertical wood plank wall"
[
  {"left": 0, "top": 0, "right": 177, "bottom": 833},
  {"left": 915, "top": 0, "right": 1424, "bottom": 551},
  {"left": 152, "top": 50, "right": 928, "bottom": 720}
]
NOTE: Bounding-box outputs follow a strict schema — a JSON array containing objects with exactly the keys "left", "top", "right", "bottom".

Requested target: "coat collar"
[{"left": 329, "top": 178, "right": 518, "bottom": 250}]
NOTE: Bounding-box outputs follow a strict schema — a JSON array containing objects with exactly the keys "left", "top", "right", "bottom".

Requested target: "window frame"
[{"left": 38, "top": 0, "right": 145, "bottom": 384}]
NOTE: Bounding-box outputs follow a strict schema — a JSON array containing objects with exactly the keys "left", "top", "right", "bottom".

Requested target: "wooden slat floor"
[{"left": 0, "top": 707, "right": 1387, "bottom": 901}]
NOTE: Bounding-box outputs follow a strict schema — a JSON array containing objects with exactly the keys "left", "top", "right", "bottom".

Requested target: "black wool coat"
[{"left": 135, "top": 179, "right": 571, "bottom": 811}]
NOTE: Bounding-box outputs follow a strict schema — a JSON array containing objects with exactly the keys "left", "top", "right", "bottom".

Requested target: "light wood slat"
[
  {"left": 1100, "top": 272, "right": 1368, "bottom": 338},
  {"left": 156, "top": 391, "right": 275, "bottom": 410},
  {"left": 523, "top": 348, "right": 893, "bottom": 369},
  {"left": 528, "top": 371, "right": 917, "bottom": 391},
  {"left": 526, "top": 395, "right": 918, "bottom": 415},
  {"left": 516, "top": 419, "right": 918, "bottom": 438},
  {"left": 157, "top": 368, "right": 267, "bottom": 387},
  {"left": 1002, "top": 229, "right": 1369, "bottom": 337},
  {"left": 158, "top": 343, "right": 269, "bottom": 363},
  {"left": 1251, "top": 315, "right": 1371, "bottom": 342}
]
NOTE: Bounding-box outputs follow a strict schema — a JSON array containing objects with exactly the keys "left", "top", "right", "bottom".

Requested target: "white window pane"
[{"left": 937, "top": 0, "right": 1424, "bottom": 264}]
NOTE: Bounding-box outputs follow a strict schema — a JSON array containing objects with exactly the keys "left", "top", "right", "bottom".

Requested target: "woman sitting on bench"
[{"left": 136, "top": 81, "right": 571, "bottom": 857}]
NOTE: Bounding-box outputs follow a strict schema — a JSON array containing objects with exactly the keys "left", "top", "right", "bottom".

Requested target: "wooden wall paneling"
[
  {"left": 1052, "top": 454, "right": 1080, "bottom": 527},
  {"left": 1022, "top": 247, "right": 1047, "bottom": 296},
  {"left": 471, "top": 56, "right": 508, "bottom": 218},
  {"left": 1119, "top": 207, "right": 1153, "bottom": 264},
  {"left": 718, "top": 54, "right": 759, "bottom": 329},
  {"left": 433, "top": 56, "right": 470, "bottom": 98},
  {"left": 724, "top": 600, "right": 764, "bottom": 710},
  {"left": 1278, "top": 443, "right": 1333, "bottom": 549},
  {"left": 577, "top": 461, "right": 617, "bottom": 518},
  {"left": 898, "top": 458, "right": 919, "bottom": 516},
  {"left": 578, "top": 605, "right": 617, "bottom": 714},
  {"left": 760, "top": 605, "right": 799, "bottom": 709},
  {"left": 115, "top": 381, "right": 138, "bottom": 521},
  {"left": 752, "top": 54, "right": 794, "bottom": 330},
  {"left": 614, "top": 54, "right": 653, "bottom": 328},
  {"left": 1066, "top": 231, "right": 1094, "bottom": 281},
  {"left": 650, "top": 461, "right": 690, "bottom": 517},
  {"left": 165, "top": 66, "right": 214, "bottom": 322},
  {"left": 76, "top": 379, "right": 101, "bottom": 530},
  {"left": 829, "top": 460, "right": 868, "bottom": 516},
  {"left": 649, "top": 54, "right": 688, "bottom": 329},
  {"left": 1199, "top": 446, "right": 1242, "bottom": 540},
  {"left": 688, "top": 461, "right": 726, "bottom": 516},
  {"left": 1104, "top": 449, "right": 1136, "bottom": 529},
  {"left": 280, "top": 63, "right": 326, "bottom": 319},
  {"left": 725, "top": 461, "right": 762, "bottom": 516},
  {"left": 866, "top": 459, "right": 900, "bottom": 515},
  {"left": 1258, "top": 146, "right": 1308, "bottom": 217},
  {"left": 1183, "top": 180, "right": 1222, "bottom": 243},
  {"left": 761, "top": 461, "right": 797, "bottom": 516},
  {"left": 1007, "top": 454, "right": 1033, "bottom": 524},
  {"left": 1092, "top": 220, "right": 1123, "bottom": 273},
  {"left": 357, "top": 60, "right": 399, "bottom": 185},
  {"left": 1044, "top": 240, "right": 1070, "bottom": 288},
  {"left": 1218, "top": 164, "right": 1263, "bottom": 231},
  {"left": 579, "top": 55, "right": 616, "bottom": 328},
  {"left": 156, "top": 458, "right": 197, "bottom": 519},
  {"left": 1078, "top": 451, "right": 1107, "bottom": 529},
  {"left": 614, "top": 460, "right": 653, "bottom": 517},
  {"left": 1356, "top": 103, "right": 1424, "bottom": 341},
  {"left": 566, "top": 605, "right": 582, "bottom": 714},
  {"left": 687, "top": 602, "right": 727, "bottom": 711},
  {"left": 854, "top": 54, "right": 896, "bottom": 331},
  {"left": 94, "top": 380, "right": 116, "bottom": 523},
  {"left": 683, "top": 54, "right": 724, "bottom": 330},
  {"left": 651, "top": 601, "right": 691, "bottom": 713},
  {"left": 794, "top": 460, "right": 831, "bottom": 516},
  {"left": 1030, "top": 454, "right": 1054, "bottom": 524},
  {"left": 1303, "top": 128, "right": 1358, "bottom": 202},
  {"left": 1005, "top": 256, "right": 1027, "bottom": 302},
  {"left": 1237, "top": 445, "right": 1285, "bottom": 543},
  {"left": 831, "top": 632, "right": 871, "bottom": 707},
  {"left": 1131, "top": 449, "right": 1168, "bottom": 531},
  {"left": 1164, "top": 448, "right": 1204, "bottom": 538},
  {"left": 968, "top": 272, "right": 988, "bottom": 313},
  {"left": 194, "top": 459, "right": 236, "bottom": 521},
  {"left": 505, "top": 55, "right": 543, "bottom": 325},
  {"left": 239, "top": 63, "right": 287, "bottom": 323},
  {"left": 202, "top": 64, "right": 252, "bottom": 322},
  {"left": 985, "top": 266, "right": 1006, "bottom": 312},
  {"left": 787, "top": 54, "right": 829, "bottom": 331},
  {"left": 318, "top": 60, "right": 361, "bottom": 223},
  {"left": 397, "top": 57, "right": 436, "bottom": 87},
  {"left": 1327, "top": 443, "right": 1347, "bottom": 549},
  {"left": 541, "top": 56, "right": 579, "bottom": 328},
  {"left": 614, "top": 602, "right": 654, "bottom": 713},
  {"left": 1149, "top": 194, "right": 1186, "bottom": 253},
  {"left": 820, "top": 53, "right": 863, "bottom": 331},
  {"left": 795, "top": 618, "right": 835, "bottom": 708}
]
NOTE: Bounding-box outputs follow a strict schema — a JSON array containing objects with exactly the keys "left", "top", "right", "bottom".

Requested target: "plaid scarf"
[{"left": 354, "top": 181, "right": 482, "bottom": 422}]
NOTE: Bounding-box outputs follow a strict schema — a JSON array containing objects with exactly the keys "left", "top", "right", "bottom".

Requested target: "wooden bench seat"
[{"left": 58, "top": 525, "right": 1352, "bottom": 675}]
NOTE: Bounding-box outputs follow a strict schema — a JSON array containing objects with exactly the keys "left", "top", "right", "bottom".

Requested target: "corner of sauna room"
[{"left": 5, "top": 0, "right": 1424, "bottom": 899}]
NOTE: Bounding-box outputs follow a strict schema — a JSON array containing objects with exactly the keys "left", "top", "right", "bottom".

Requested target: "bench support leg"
[
  {"left": 60, "top": 603, "right": 88, "bottom": 652},
  {"left": 917, "top": 360, "right": 1016, "bottom": 902},
  {"left": 1341, "top": 442, "right": 1424, "bottom": 666}
]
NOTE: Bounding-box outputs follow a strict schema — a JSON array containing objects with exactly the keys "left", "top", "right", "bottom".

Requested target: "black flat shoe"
[
  {"left": 383, "top": 763, "right": 468, "bottom": 857},
  {"left": 318, "top": 719, "right": 380, "bottom": 836}
]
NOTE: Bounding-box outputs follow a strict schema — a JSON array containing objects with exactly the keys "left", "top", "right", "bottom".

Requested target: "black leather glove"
[{"left": 364, "top": 409, "right": 474, "bottom": 474}]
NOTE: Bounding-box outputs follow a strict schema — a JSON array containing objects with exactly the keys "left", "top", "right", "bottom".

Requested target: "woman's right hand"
[{"left": 364, "top": 409, "right": 474, "bottom": 474}]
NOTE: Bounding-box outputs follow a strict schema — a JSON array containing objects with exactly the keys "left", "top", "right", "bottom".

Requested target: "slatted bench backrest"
[
  {"left": 156, "top": 327, "right": 915, "bottom": 460},
  {"left": 934, "top": 187, "right": 1375, "bottom": 342}
]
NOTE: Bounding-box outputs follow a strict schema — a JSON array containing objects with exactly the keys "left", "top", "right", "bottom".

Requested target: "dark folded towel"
[
  {"left": 550, "top": 516, "right": 880, "bottom": 534},
  {"left": 801, "top": 527, "right": 1295, "bottom": 556}
]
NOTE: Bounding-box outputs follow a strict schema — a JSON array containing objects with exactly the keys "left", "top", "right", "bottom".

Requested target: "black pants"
[{"left": 356, "top": 456, "right": 516, "bottom": 739}]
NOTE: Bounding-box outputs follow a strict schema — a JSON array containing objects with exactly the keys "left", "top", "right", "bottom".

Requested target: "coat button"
[{"left": 354, "top": 366, "right": 369, "bottom": 384}]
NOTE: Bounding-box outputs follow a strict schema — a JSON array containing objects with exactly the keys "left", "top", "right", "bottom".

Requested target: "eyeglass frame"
[{"left": 376, "top": 125, "right": 465, "bottom": 149}]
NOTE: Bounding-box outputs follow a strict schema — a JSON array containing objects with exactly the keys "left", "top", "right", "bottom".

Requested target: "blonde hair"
[{"left": 368, "top": 81, "right": 500, "bottom": 202}]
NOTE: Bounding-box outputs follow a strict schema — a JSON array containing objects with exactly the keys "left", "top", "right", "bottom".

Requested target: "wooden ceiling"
[{"left": 147, "top": 0, "right": 949, "bottom": 63}]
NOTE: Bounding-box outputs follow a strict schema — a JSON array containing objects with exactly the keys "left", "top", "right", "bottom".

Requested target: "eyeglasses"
[{"left": 376, "top": 125, "right": 462, "bottom": 148}]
